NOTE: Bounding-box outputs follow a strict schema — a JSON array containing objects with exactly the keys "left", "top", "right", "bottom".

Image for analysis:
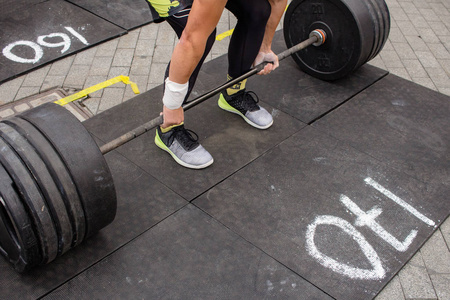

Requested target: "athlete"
[{"left": 147, "top": 0, "right": 287, "bottom": 169}]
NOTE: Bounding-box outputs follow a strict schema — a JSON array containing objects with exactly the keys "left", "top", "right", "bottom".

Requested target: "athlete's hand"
[{"left": 254, "top": 51, "right": 279, "bottom": 75}]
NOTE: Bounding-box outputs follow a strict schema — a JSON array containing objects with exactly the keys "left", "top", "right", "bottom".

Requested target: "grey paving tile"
[
  {"left": 412, "top": 0, "right": 431, "bottom": 9},
  {"left": 405, "top": 35, "right": 430, "bottom": 52},
  {"left": 397, "top": 20, "right": 420, "bottom": 36},
  {"left": 73, "top": 47, "right": 97, "bottom": 65},
  {"left": 420, "top": 230, "right": 450, "bottom": 275},
  {"left": 386, "top": 0, "right": 401, "bottom": 9},
  {"left": 391, "top": 6, "right": 410, "bottom": 21},
  {"left": 368, "top": 56, "right": 388, "bottom": 70},
  {"left": 135, "top": 39, "right": 156, "bottom": 57},
  {"left": 387, "top": 67, "right": 412, "bottom": 79},
  {"left": 0, "top": 76, "right": 24, "bottom": 105},
  {"left": 82, "top": 97, "right": 101, "bottom": 115},
  {"left": 428, "top": 21, "right": 450, "bottom": 37},
  {"left": 392, "top": 42, "right": 418, "bottom": 60},
  {"left": 429, "top": 43, "right": 450, "bottom": 60},
  {"left": 48, "top": 56, "right": 75, "bottom": 76},
  {"left": 139, "top": 23, "right": 158, "bottom": 40},
  {"left": 64, "top": 65, "right": 90, "bottom": 89},
  {"left": 440, "top": 218, "right": 450, "bottom": 250},
  {"left": 108, "top": 67, "right": 130, "bottom": 79},
  {"left": 375, "top": 276, "right": 405, "bottom": 300},
  {"left": 408, "top": 13, "right": 430, "bottom": 28},
  {"left": 89, "top": 56, "right": 114, "bottom": 76},
  {"left": 412, "top": 77, "right": 438, "bottom": 90},
  {"left": 439, "top": 87, "right": 450, "bottom": 96},
  {"left": 380, "top": 50, "right": 406, "bottom": 67},
  {"left": 152, "top": 45, "right": 174, "bottom": 63},
  {"left": 22, "top": 65, "right": 51, "bottom": 87},
  {"left": 417, "top": 27, "right": 441, "bottom": 44},
  {"left": 148, "top": 63, "right": 167, "bottom": 84},
  {"left": 84, "top": 75, "right": 108, "bottom": 98},
  {"left": 112, "top": 49, "right": 135, "bottom": 67},
  {"left": 98, "top": 87, "right": 125, "bottom": 111},
  {"left": 387, "top": 27, "right": 408, "bottom": 43},
  {"left": 418, "top": 7, "right": 441, "bottom": 20},
  {"left": 156, "top": 22, "right": 176, "bottom": 46},
  {"left": 146, "top": 82, "right": 159, "bottom": 91},
  {"left": 403, "top": 59, "right": 428, "bottom": 77},
  {"left": 399, "top": 1, "right": 421, "bottom": 14},
  {"left": 416, "top": 51, "right": 442, "bottom": 68},
  {"left": 430, "top": 274, "right": 450, "bottom": 300},
  {"left": 118, "top": 30, "right": 140, "bottom": 49},
  {"left": 41, "top": 75, "right": 66, "bottom": 92},
  {"left": 398, "top": 252, "right": 438, "bottom": 300},
  {"left": 122, "top": 75, "right": 148, "bottom": 102},
  {"left": 14, "top": 86, "right": 40, "bottom": 101},
  {"left": 425, "top": 66, "right": 450, "bottom": 88},
  {"left": 95, "top": 39, "right": 119, "bottom": 57},
  {"left": 429, "top": 2, "right": 450, "bottom": 16},
  {"left": 130, "top": 56, "right": 152, "bottom": 76}
]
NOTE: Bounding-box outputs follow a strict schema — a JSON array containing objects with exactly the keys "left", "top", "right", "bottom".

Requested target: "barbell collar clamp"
[{"left": 309, "top": 29, "right": 327, "bottom": 46}]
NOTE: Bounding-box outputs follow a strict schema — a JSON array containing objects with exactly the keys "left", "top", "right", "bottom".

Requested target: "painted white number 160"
[{"left": 2, "top": 27, "right": 89, "bottom": 64}]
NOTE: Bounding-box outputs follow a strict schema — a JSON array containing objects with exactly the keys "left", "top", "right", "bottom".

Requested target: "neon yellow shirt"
[{"left": 147, "top": 0, "right": 183, "bottom": 17}]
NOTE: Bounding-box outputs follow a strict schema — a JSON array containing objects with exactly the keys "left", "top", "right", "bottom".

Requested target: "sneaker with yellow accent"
[
  {"left": 218, "top": 90, "right": 273, "bottom": 129},
  {"left": 155, "top": 124, "right": 213, "bottom": 169}
]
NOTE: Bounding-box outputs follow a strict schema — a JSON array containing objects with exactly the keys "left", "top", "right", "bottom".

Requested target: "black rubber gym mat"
[
  {"left": 83, "top": 32, "right": 387, "bottom": 201},
  {"left": 255, "top": 31, "right": 389, "bottom": 124},
  {"left": 66, "top": 0, "right": 155, "bottom": 30},
  {"left": 194, "top": 125, "right": 449, "bottom": 299},
  {"left": 0, "top": 0, "right": 125, "bottom": 84},
  {"left": 0, "top": 151, "right": 186, "bottom": 299},
  {"left": 43, "top": 205, "right": 332, "bottom": 300},
  {"left": 313, "top": 74, "right": 450, "bottom": 188}
]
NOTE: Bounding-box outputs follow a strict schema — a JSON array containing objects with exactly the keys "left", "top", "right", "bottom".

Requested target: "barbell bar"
[{"left": 0, "top": 0, "right": 390, "bottom": 271}]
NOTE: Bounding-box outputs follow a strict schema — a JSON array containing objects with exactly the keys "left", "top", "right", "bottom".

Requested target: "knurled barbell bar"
[{"left": 0, "top": 0, "right": 390, "bottom": 272}]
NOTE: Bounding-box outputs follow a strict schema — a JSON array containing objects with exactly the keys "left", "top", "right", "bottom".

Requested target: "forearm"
[{"left": 260, "top": 0, "right": 288, "bottom": 53}]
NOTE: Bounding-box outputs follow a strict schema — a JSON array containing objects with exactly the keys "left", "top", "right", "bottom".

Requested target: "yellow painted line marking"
[
  {"left": 54, "top": 75, "right": 140, "bottom": 106},
  {"left": 216, "top": 28, "right": 234, "bottom": 41}
]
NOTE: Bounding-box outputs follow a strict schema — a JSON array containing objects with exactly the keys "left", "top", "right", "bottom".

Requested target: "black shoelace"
[
  {"left": 167, "top": 125, "right": 199, "bottom": 151},
  {"left": 228, "top": 90, "right": 260, "bottom": 113}
]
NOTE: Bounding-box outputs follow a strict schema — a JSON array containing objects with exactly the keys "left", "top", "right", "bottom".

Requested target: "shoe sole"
[
  {"left": 154, "top": 130, "right": 214, "bottom": 169},
  {"left": 218, "top": 94, "right": 273, "bottom": 130}
]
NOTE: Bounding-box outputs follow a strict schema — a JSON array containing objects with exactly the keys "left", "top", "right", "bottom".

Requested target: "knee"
[{"left": 246, "top": 1, "right": 271, "bottom": 26}]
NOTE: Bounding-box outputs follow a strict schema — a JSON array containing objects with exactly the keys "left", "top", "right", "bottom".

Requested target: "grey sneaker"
[
  {"left": 155, "top": 124, "right": 213, "bottom": 169},
  {"left": 218, "top": 90, "right": 273, "bottom": 129}
]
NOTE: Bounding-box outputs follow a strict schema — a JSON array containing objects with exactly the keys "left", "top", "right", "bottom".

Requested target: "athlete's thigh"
[{"left": 183, "top": 0, "right": 227, "bottom": 41}]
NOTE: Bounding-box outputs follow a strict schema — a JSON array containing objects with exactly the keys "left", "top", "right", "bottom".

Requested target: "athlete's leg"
[
  {"left": 218, "top": 0, "right": 274, "bottom": 130},
  {"left": 162, "top": 0, "right": 226, "bottom": 128},
  {"left": 225, "top": 0, "right": 272, "bottom": 78},
  {"left": 165, "top": 7, "right": 217, "bottom": 103}
]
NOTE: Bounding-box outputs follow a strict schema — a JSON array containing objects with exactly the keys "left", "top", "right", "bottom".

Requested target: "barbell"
[{"left": 0, "top": 0, "right": 390, "bottom": 272}]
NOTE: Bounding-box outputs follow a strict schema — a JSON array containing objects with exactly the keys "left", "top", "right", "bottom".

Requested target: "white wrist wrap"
[{"left": 162, "top": 79, "right": 189, "bottom": 110}]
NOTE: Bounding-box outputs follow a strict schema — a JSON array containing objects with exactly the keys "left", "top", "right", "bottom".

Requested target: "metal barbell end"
[{"left": 309, "top": 29, "right": 327, "bottom": 46}]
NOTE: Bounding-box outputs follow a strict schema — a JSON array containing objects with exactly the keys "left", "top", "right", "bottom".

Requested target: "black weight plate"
[
  {"left": 0, "top": 123, "right": 73, "bottom": 256},
  {"left": 284, "top": 0, "right": 375, "bottom": 80},
  {"left": 4, "top": 117, "right": 86, "bottom": 247},
  {"left": 373, "top": 0, "right": 390, "bottom": 58},
  {"left": 0, "top": 163, "right": 41, "bottom": 272},
  {"left": 364, "top": 0, "right": 382, "bottom": 62},
  {"left": 19, "top": 103, "right": 117, "bottom": 238},
  {"left": 0, "top": 137, "right": 58, "bottom": 264}
]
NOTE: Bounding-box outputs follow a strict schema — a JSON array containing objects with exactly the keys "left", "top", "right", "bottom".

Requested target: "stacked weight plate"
[
  {"left": 284, "top": 0, "right": 390, "bottom": 80},
  {"left": 0, "top": 103, "right": 117, "bottom": 272}
]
